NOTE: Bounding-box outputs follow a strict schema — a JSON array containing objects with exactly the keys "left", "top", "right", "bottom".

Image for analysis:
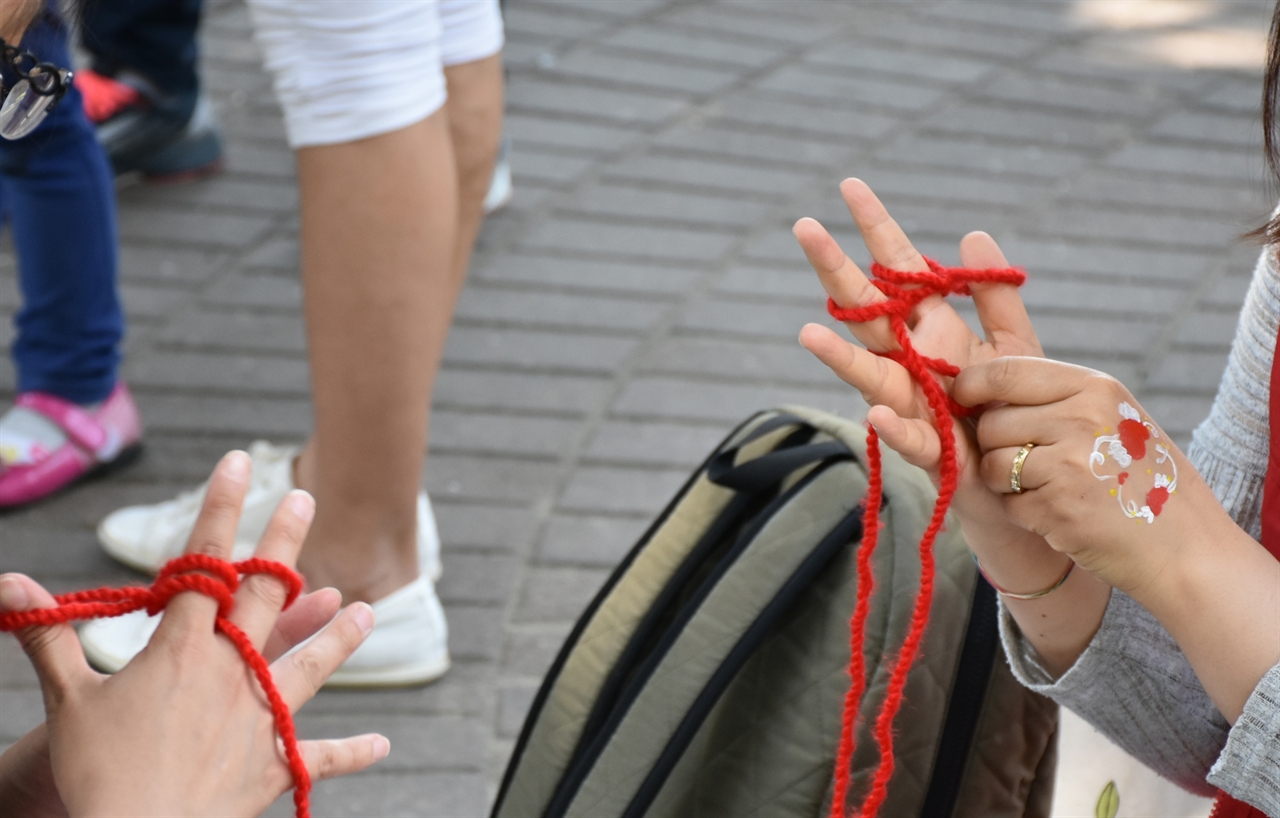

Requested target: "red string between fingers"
[
  {"left": 825, "top": 256, "right": 1025, "bottom": 818},
  {"left": 0, "top": 555, "right": 311, "bottom": 818}
]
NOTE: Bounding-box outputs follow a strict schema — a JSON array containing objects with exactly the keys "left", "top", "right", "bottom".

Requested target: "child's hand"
[
  {"left": 0, "top": 452, "right": 389, "bottom": 818},
  {"left": 797, "top": 179, "right": 1065, "bottom": 594}
]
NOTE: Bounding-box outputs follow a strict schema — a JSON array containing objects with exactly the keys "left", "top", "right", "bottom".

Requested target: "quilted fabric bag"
[{"left": 492, "top": 407, "right": 1058, "bottom": 818}]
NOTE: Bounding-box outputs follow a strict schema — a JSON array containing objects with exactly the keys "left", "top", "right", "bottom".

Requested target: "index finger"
[
  {"left": 793, "top": 216, "right": 898, "bottom": 351},
  {"left": 953, "top": 357, "right": 1095, "bottom": 408},
  {"left": 153, "top": 451, "right": 251, "bottom": 638}
]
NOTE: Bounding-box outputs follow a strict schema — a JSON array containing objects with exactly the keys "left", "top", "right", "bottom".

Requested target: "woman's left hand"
[{"left": 955, "top": 356, "right": 1225, "bottom": 594}]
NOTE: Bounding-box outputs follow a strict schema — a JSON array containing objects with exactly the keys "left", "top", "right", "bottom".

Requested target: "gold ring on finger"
[{"left": 1010, "top": 443, "right": 1035, "bottom": 494}]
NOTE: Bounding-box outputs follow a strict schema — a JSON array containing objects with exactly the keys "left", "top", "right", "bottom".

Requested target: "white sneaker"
[
  {"left": 482, "top": 135, "right": 513, "bottom": 214},
  {"left": 96, "top": 441, "right": 443, "bottom": 581},
  {"left": 79, "top": 575, "right": 450, "bottom": 687}
]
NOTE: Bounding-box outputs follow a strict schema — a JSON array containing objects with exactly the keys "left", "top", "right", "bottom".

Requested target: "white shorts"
[{"left": 246, "top": 0, "right": 504, "bottom": 148}]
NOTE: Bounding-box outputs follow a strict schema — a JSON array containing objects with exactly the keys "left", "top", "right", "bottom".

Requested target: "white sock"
[{"left": 0, "top": 405, "right": 69, "bottom": 465}]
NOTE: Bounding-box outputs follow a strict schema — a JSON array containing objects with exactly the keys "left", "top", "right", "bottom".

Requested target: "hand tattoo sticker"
[{"left": 1089, "top": 402, "right": 1177, "bottom": 523}]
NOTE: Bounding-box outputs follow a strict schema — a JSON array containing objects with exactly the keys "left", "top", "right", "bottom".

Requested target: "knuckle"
[
  {"left": 986, "top": 356, "right": 1019, "bottom": 397},
  {"left": 291, "top": 647, "right": 329, "bottom": 693},
  {"left": 243, "top": 575, "right": 288, "bottom": 613}
]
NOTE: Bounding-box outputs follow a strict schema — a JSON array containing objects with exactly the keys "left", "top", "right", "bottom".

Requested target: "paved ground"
[{"left": 0, "top": 0, "right": 1274, "bottom": 815}]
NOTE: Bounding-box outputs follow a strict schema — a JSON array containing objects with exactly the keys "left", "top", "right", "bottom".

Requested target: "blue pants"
[
  {"left": 81, "top": 0, "right": 203, "bottom": 98},
  {"left": 1, "top": 12, "right": 123, "bottom": 405}
]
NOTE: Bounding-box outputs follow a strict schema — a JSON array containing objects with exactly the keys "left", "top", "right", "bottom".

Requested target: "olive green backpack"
[{"left": 493, "top": 407, "right": 1058, "bottom": 818}]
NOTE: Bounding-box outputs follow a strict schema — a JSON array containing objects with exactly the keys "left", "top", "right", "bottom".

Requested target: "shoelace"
[
  {"left": 825, "top": 256, "right": 1025, "bottom": 818},
  {"left": 0, "top": 554, "right": 313, "bottom": 818}
]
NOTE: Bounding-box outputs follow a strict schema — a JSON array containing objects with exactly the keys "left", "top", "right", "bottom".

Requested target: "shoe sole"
[
  {"left": 322, "top": 652, "right": 451, "bottom": 688},
  {"left": 0, "top": 442, "right": 144, "bottom": 512}
]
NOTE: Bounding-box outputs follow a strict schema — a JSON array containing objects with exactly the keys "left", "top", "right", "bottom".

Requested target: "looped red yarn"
[
  {"left": 826, "top": 256, "right": 1026, "bottom": 818},
  {"left": 0, "top": 554, "right": 312, "bottom": 818}
]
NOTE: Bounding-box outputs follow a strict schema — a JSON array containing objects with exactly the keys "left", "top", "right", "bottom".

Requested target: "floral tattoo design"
[{"left": 1089, "top": 402, "right": 1177, "bottom": 524}]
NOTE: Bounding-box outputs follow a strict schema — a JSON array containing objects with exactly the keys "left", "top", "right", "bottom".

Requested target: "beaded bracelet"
[{"left": 973, "top": 554, "right": 1074, "bottom": 600}]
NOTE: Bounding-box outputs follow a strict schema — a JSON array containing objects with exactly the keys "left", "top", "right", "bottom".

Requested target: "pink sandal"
[{"left": 0, "top": 383, "right": 143, "bottom": 508}]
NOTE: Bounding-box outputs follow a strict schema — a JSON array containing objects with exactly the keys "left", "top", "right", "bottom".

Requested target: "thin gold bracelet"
[{"left": 972, "top": 555, "right": 1074, "bottom": 600}]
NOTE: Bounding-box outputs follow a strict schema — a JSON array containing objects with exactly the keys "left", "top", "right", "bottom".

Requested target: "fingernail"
[
  {"left": 372, "top": 735, "right": 391, "bottom": 761},
  {"left": 0, "top": 576, "right": 29, "bottom": 611},
  {"left": 223, "top": 450, "right": 250, "bottom": 481},
  {"left": 288, "top": 490, "right": 315, "bottom": 523},
  {"left": 351, "top": 602, "right": 375, "bottom": 635}
]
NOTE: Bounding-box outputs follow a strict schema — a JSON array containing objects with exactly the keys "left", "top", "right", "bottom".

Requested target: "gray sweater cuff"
[
  {"left": 1207, "top": 661, "right": 1280, "bottom": 814},
  {"left": 999, "top": 589, "right": 1228, "bottom": 797}
]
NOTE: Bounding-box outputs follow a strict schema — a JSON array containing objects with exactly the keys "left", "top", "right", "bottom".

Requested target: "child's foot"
[{"left": 0, "top": 383, "right": 143, "bottom": 508}]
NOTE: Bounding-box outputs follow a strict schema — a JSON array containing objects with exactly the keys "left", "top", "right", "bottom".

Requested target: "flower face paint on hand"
[{"left": 1089, "top": 402, "right": 1177, "bottom": 524}]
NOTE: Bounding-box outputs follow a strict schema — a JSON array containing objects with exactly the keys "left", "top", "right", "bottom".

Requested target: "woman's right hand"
[{"left": 795, "top": 179, "right": 1069, "bottom": 594}]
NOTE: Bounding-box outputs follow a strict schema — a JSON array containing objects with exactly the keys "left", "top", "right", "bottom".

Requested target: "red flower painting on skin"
[{"left": 1089, "top": 402, "right": 1177, "bottom": 524}]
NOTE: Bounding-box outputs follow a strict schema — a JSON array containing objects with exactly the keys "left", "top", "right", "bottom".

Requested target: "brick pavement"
[{"left": 0, "top": 1, "right": 1274, "bottom": 815}]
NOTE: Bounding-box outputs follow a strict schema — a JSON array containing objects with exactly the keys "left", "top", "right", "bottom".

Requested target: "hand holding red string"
[
  {"left": 793, "top": 180, "right": 1074, "bottom": 817},
  {"left": 0, "top": 452, "right": 388, "bottom": 818}
]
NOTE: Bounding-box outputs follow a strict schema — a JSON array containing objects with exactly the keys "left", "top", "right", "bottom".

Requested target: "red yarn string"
[
  {"left": 825, "top": 256, "right": 1025, "bottom": 818},
  {"left": 0, "top": 554, "right": 311, "bottom": 818}
]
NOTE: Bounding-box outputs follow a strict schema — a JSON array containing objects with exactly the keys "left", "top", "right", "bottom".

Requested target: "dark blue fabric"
[
  {"left": 81, "top": 0, "right": 203, "bottom": 98},
  {"left": 1, "top": 11, "right": 122, "bottom": 404}
]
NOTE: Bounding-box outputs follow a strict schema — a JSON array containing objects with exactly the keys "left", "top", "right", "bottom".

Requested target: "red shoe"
[{"left": 0, "top": 383, "right": 143, "bottom": 508}]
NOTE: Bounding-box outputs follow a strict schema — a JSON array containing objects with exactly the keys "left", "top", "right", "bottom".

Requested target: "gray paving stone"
[
  {"left": 877, "top": 133, "right": 1089, "bottom": 178},
  {"left": 472, "top": 252, "right": 701, "bottom": 294},
  {"left": 442, "top": 326, "right": 638, "bottom": 374},
  {"left": 640, "top": 336, "right": 834, "bottom": 385},
  {"left": 709, "top": 91, "right": 900, "bottom": 140},
  {"left": 124, "top": 349, "right": 309, "bottom": 395},
  {"left": 921, "top": 102, "right": 1131, "bottom": 150},
  {"left": 857, "top": 166, "right": 1052, "bottom": 208},
  {"left": 152, "top": 309, "right": 307, "bottom": 354},
  {"left": 1041, "top": 206, "right": 1245, "bottom": 250},
  {"left": 455, "top": 286, "right": 668, "bottom": 333},
  {"left": 562, "top": 183, "right": 774, "bottom": 229},
  {"left": 714, "top": 263, "right": 827, "bottom": 301},
  {"left": 118, "top": 245, "right": 228, "bottom": 284},
  {"left": 1148, "top": 351, "right": 1234, "bottom": 393},
  {"left": 505, "top": 113, "right": 641, "bottom": 154},
  {"left": 602, "top": 25, "right": 785, "bottom": 68},
  {"left": 612, "top": 376, "right": 862, "bottom": 423},
  {"left": 805, "top": 40, "right": 992, "bottom": 84},
  {"left": 504, "top": 4, "right": 614, "bottom": 40},
  {"left": 538, "top": 513, "right": 652, "bottom": 565},
  {"left": 1174, "top": 312, "right": 1244, "bottom": 349},
  {"left": 755, "top": 64, "right": 949, "bottom": 113},
  {"left": 1060, "top": 168, "right": 1268, "bottom": 215},
  {"left": 1106, "top": 142, "right": 1264, "bottom": 182},
  {"left": 432, "top": 370, "right": 610, "bottom": 417},
  {"left": 652, "top": 123, "right": 854, "bottom": 169},
  {"left": 547, "top": 49, "right": 743, "bottom": 95},
  {"left": 605, "top": 152, "right": 815, "bottom": 197},
  {"left": 429, "top": 411, "right": 580, "bottom": 458},
  {"left": 675, "top": 296, "right": 838, "bottom": 340},
  {"left": 584, "top": 418, "right": 735, "bottom": 468},
  {"left": 515, "top": 566, "right": 613, "bottom": 622},
  {"left": 996, "top": 237, "right": 1214, "bottom": 282},
  {"left": 501, "top": 624, "right": 574, "bottom": 676},
  {"left": 660, "top": 3, "right": 834, "bottom": 45},
  {"left": 870, "top": 17, "right": 1052, "bottom": 59},
  {"left": 520, "top": 217, "right": 739, "bottom": 262},
  {"left": 507, "top": 145, "right": 594, "bottom": 186},
  {"left": 559, "top": 465, "right": 692, "bottom": 515},
  {"left": 424, "top": 455, "right": 560, "bottom": 505},
  {"left": 432, "top": 502, "right": 534, "bottom": 552},
  {"left": 506, "top": 77, "right": 688, "bottom": 124},
  {"left": 1149, "top": 110, "right": 1262, "bottom": 148},
  {"left": 296, "top": 713, "right": 486, "bottom": 770}
]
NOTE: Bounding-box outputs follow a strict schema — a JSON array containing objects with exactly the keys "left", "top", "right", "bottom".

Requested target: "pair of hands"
[
  {"left": 795, "top": 178, "right": 1207, "bottom": 596},
  {"left": 0, "top": 451, "right": 388, "bottom": 818}
]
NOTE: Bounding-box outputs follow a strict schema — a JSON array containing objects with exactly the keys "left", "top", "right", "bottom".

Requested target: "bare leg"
[{"left": 293, "top": 54, "right": 503, "bottom": 603}]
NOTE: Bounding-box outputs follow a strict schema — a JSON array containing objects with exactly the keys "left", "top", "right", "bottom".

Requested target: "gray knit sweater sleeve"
[{"left": 998, "top": 246, "right": 1280, "bottom": 812}]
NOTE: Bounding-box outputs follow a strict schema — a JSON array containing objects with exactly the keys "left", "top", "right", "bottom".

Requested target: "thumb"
[{"left": 0, "top": 574, "right": 92, "bottom": 709}]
